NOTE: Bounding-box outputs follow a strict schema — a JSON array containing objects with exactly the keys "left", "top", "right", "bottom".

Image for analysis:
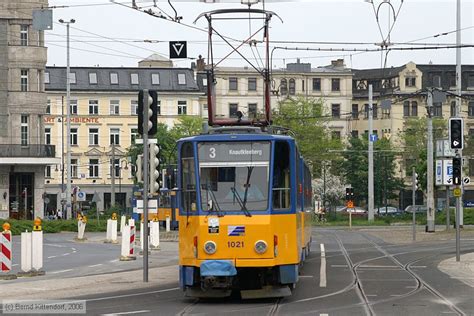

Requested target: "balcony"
[{"left": 0, "top": 144, "right": 55, "bottom": 158}]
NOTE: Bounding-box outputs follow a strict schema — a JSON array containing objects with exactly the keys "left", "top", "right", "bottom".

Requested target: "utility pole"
[
  {"left": 412, "top": 167, "right": 417, "bottom": 242},
  {"left": 368, "top": 84, "right": 374, "bottom": 221},
  {"left": 142, "top": 90, "right": 150, "bottom": 283},
  {"left": 426, "top": 89, "right": 435, "bottom": 232},
  {"left": 111, "top": 142, "right": 116, "bottom": 208},
  {"left": 455, "top": 0, "right": 462, "bottom": 261},
  {"left": 59, "top": 18, "right": 75, "bottom": 220}
]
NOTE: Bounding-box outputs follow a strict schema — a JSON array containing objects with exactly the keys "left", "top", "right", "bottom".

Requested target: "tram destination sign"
[{"left": 198, "top": 142, "right": 270, "bottom": 163}]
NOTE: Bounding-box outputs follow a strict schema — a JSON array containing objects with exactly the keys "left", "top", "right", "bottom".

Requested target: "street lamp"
[
  {"left": 118, "top": 160, "right": 129, "bottom": 194},
  {"left": 59, "top": 18, "right": 75, "bottom": 220}
]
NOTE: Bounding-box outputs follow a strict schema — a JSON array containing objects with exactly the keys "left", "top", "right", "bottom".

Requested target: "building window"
[
  {"left": 468, "top": 74, "right": 474, "bottom": 88},
  {"left": 110, "top": 128, "right": 120, "bottom": 145},
  {"left": 202, "top": 78, "right": 207, "bottom": 86},
  {"left": 351, "top": 130, "right": 359, "bottom": 138},
  {"left": 373, "top": 104, "right": 378, "bottom": 119},
  {"left": 364, "top": 104, "right": 369, "bottom": 119},
  {"left": 469, "top": 102, "right": 474, "bottom": 117},
  {"left": 70, "top": 100, "right": 78, "bottom": 115},
  {"left": 110, "top": 159, "right": 120, "bottom": 178},
  {"left": 178, "top": 73, "right": 186, "bottom": 85},
  {"left": 451, "top": 101, "right": 456, "bottom": 117},
  {"left": 157, "top": 100, "right": 161, "bottom": 115},
  {"left": 89, "top": 73, "right": 97, "bottom": 84},
  {"left": 69, "top": 72, "right": 76, "bottom": 84},
  {"left": 411, "top": 101, "right": 418, "bottom": 117},
  {"left": 46, "top": 99, "right": 51, "bottom": 114},
  {"left": 229, "top": 77, "right": 238, "bottom": 91},
  {"left": 151, "top": 73, "right": 160, "bottom": 85},
  {"left": 382, "top": 108, "right": 390, "bottom": 119},
  {"left": 71, "top": 159, "right": 78, "bottom": 178},
  {"left": 289, "top": 79, "right": 296, "bottom": 95},
  {"left": 248, "top": 78, "right": 257, "bottom": 91},
  {"left": 302, "top": 79, "right": 305, "bottom": 92},
  {"left": 433, "top": 75, "right": 441, "bottom": 87},
  {"left": 44, "top": 72, "right": 50, "bottom": 84},
  {"left": 331, "top": 104, "right": 340, "bottom": 118},
  {"left": 352, "top": 104, "right": 359, "bottom": 119},
  {"left": 280, "top": 79, "right": 287, "bottom": 96},
  {"left": 21, "top": 115, "right": 28, "bottom": 145},
  {"left": 403, "top": 101, "right": 410, "bottom": 117},
  {"left": 405, "top": 77, "right": 416, "bottom": 87},
  {"left": 178, "top": 100, "right": 187, "bottom": 115},
  {"left": 229, "top": 103, "right": 238, "bottom": 118},
  {"left": 312, "top": 78, "right": 321, "bottom": 91},
  {"left": 110, "top": 100, "right": 120, "bottom": 115},
  {"left": 131, "top": 100, "right": 138, "bottom": 115},
  {"left": 20, "top": 25, "right": 28, "bottom": 46},
  {"left": 45, "top": 165, "right": 51, "bottom": 178},
  {"left": 45, "top": 127, "right": 51, "bottom": 145},
  {"left": 130, "top": 73, "right": 139, "bottom": 85},
  {"left": 331, "top": 78, "right": 340, "bottom": 91},
  {"left": 89, "top": 128, "right": 99, "bottom": 146},
  {"left": 21, "top": 69, "right": 28, "bottom": 91},
  {"left": 248, "top": 103, "right": 257, "bottom": 119},
  {"left": 433, "top": 102, "right": 442, "bottom": 117},
  {"left": 89, "top": 159, "right": 99, "bottom": 178},
  {"left": 110, "top": 72, "right": 118, "bottom": 85},
  {"left": 331, "top": 131, "right": 341, "bottom": 139},
  {"left": 70, "top": 128, "right": 78, "bottom": 145},
  {"left": 89, "top": 100, "right": 98, "bottom": 115},
  {"left": 131, "top": 128, "right": 138, "bottom": 144}
]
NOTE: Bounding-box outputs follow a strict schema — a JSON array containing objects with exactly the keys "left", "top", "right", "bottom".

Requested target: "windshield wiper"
[
  {"left": 230, "top": 187, "right": 252, "bottom": 217},
  {"left": 206, "top": 184, "right": 224, "bottom": 217},
  {"left": 242, "top": 166, "right": 254, "bottom": 211}
]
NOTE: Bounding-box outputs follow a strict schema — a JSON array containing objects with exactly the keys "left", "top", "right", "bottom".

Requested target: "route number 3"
[{"left": 209, "top": 147, "right": 216, "bottom": 159}]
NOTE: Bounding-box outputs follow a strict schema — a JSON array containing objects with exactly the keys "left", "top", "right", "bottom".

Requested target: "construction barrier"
[
  {"left": 20, "top": 231, "right": 32, "bottom": 273},
  {"left": 120, "top": 215, "right": 126, "bottom": 235},
  {"left": 150, "top": 218, "right": 160, "bottom": 250},
  {"left": 166, "top": 215, "right": 171, "bottom": 232},
  {"left": 18, "top": 218, "right": 45, "bottom": 277},
  {"left": 1, "top": 223, "right": 12, "bottom": 272},
  {"left": 105, "top": 218, "right": 118, "bottom": 244},
  {"left": 129, "top": 219, "right": 135, "bottom": 257},
  {"left": 119, "top": 224, "right": 136, "bottom": 261}
]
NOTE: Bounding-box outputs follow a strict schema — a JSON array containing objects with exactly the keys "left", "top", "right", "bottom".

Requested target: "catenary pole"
[
  {"left": 111, "top": 142, "right": 116, "bottom": 208},
  {"left": 455, "top": 0, "right": 462, "bottom": 261},
  {"left": 426, "top": 90, "right": 435, "bottom": 232},
  {"left": 368, "top": 84, "right": 374, "bottom": 221},
  {"left": 142, "top": 90, "right": 149, "bottom": 282}
]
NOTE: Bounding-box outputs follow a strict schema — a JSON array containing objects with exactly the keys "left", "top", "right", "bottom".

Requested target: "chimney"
[
  {"left": 196, "top": 55, "right": 205, "bottom": 71},
  {"left": 331, "top": 59, "right": 345, "bottom": 67}
]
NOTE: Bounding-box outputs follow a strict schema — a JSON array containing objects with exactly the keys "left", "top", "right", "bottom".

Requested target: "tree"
[
  {"left": 272, "top": 97, "right": 343, "bottom": 176},
  {"left": 312, "top": 170, "right": 345, "bottom": 208},
  {"left": 341, "top": 134, "right": 402, "bottom": 207}
]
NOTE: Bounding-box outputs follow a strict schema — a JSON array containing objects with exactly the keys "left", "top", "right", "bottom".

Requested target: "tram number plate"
[{"left": 227, "top": 241, "right": 244, "bottom": 248}]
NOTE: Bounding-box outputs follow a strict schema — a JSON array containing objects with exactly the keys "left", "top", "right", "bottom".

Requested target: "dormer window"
[
  {"left": 69, "top": 72, "right": 76, "bottom": 84},
  {"left": 405, "top": 77, "right": 416, "bottom": 87},
  {"left": 151, "top": 73, "right": 160, "bottom": 85},
  {"left": 44, "top": 72, "right": 50, "bottom": 84},
  {"left": 110, "top": 72, "right": 119, "bottom": 85},
  {"left": 178, "top": 73, "right": 186, "bottom": 85},
  {"left": 89, "top": 72, "right": 97, "bottom": 84},
  {"left": 131, "top": 73, "right": 139, "bottom": 85}
]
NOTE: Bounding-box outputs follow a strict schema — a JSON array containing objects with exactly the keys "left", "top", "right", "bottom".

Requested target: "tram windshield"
[{"left": 198, "top": 142, "right": 270, "bottom": 212}]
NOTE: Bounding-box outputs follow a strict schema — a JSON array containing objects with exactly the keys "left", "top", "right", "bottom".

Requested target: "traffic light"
[
  {"left": 453, "top": 157, "right": 462, "bottom": 185},
  {"left": 138, "top": 90, "right": 159, "bottom": 136},
  {"left": 412, "top": 172, "right": 419, "bottom": 191},
  {"left": 149, "top": 144, "right": 161, "bottom": 194},
  {"left": 449, "top": 118, "right": 464, "bottom": 150},
  {"left": 136, "top": 154, "right": 143, "bottom": 183},
  {"left": 345, "top": 187, "right": 354, "bottom": 201}
]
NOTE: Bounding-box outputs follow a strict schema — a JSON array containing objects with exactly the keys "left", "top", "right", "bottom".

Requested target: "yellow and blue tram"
[{"left": 177, "top": 127, "right": 313, "bottom": 298}]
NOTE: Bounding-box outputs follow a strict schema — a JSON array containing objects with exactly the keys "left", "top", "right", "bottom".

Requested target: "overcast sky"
[{"left": 46, "top": 0, "right": 473, "bottom": 69}]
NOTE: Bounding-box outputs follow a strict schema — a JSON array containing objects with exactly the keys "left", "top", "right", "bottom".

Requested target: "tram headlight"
[
  {"left": 254, "top": 240, "right": 268, "bottom": 254},
  {"left": 204, "top": 241, "right": 217, "bottom": 255}
]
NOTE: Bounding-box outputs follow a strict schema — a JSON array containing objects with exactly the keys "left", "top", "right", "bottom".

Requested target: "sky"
[{"left": 44, "top": 0, "right": 473, "bottom": 70}]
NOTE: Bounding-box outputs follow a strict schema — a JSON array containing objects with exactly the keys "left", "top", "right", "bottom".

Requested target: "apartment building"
[
  {"left": 0, "top": 0, "right": 59, "bottom": 219},
  {"left": 44, "top": 56, "right": 202, "bottom": 213}
]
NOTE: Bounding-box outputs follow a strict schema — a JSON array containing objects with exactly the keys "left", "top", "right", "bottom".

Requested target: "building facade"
[
  {"left": 44, "top": 60, "right": 202, "bottom": 214},
  {"left": 0, "top": 0, "right": 59, "bottom": 219}
]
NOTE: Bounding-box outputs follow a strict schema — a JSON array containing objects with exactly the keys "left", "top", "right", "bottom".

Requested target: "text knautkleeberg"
[{"left": 229, "top": 149, "right": 263, "bottom": 156}]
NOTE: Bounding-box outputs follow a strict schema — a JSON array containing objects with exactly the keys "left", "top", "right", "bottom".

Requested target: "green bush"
[{"left": 0, "top": 219, "right": 107, "bottom": 236}]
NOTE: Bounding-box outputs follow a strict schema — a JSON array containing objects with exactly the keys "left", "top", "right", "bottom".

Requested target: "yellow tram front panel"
[{"left": 179, "top": 213, "right": 300, "bottom": 267}]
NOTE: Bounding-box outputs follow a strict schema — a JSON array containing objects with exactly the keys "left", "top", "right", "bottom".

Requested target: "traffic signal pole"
[
  {"left": 142, "top": 89, "right": 149, "bottom": 282},
  {"left": 455, "top": 0, "right": 462, "bottom": 262}
]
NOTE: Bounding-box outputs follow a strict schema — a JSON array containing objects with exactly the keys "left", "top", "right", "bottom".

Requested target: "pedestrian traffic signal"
[
  {"left": 449, "top": 118, "right": 463, "bottom": 150},
  {"left": 138, "top": 90, "right": 159, "bottom": 136},
  {"left": 149, "top": 144, "right": 161, "bottom": 194},
  {"left": 345, "top": 187, "right": 354, "bottom": 201},
  {"left": 412, "top": 172, "right": 419, "bottom": 190},
  {"left": 453, "top": 157, "right": 462, "bottom": 185},
  {"left": 136, "top": 154, "right": 143, "bottom": 184}
]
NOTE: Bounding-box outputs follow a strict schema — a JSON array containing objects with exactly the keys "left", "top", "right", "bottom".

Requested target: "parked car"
[
  {"left": 404, "top": 205, "right": 428, "bottom": 213},
  {"left": 376, "top": 206, "right": 402, "bottom": 216},
  {"left": 339, "top": 206, "right": 367, "bottom": 217}
]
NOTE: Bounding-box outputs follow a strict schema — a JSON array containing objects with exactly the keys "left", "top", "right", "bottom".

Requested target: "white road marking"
[
  {"left": 299, "top": 275, "right": 313, "bottom": 278},
  {"left": 50, "top": 269, "right": 73, "bottom": 274},
  {"left": 331, "top": 264, "right": 347, "bottom": 268},
  {"left": 62, "top": 253, "right": 70, "bottom": 256},
  {"left": 110, "top": 259, "right": 119, "bottom": 263},
  {"left": 366, "top": 294, "right": 378, "bottom": 297},
  {"left": 390, "top": 294, "right": 403, "bottom": 297},
  {"left": 88, "top": 264, "right": 103, "bottom": 268},
  {"left": 71, "top": 247, "right": 77, "bottom": 251},
  {"left": 320, "top": 314, "right": 329, "bottom": 316},
  {"left": 358, "top": 265, "right": 399, "bottom": 268},
  {"left": 319, "top": 243, "right": 327, "bottom": 288},
  {"left": 86, "top": 287, "right": 179, "bottom": 302},
  {"left": 47, "top": 256, "right": 57, "bottom": 259},
  {"left": 410, "top": 265, "right": 427, "bottom": 268},
  {"left": 101, "top": 310, "right": 151, "bottom": 316}
]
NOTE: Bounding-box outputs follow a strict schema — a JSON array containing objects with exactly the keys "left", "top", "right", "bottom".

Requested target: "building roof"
[
  {"left": 45, "top": 67, "right": 200, "bottom": 93},
  {"left": 352, "top": 66, "right": 406, "bottom": 80}
]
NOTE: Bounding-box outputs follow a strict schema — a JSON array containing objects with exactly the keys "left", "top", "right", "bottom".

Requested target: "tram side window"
[
  {"left": 272, "top": 141, "right": 291, "bottom": 209},
  {"left": 181, "top": 142, "right": 197, "bottom": 211}
]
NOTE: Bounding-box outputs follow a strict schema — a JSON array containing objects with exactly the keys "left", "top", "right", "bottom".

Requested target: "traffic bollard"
[
  {"left": 20, "top": 231, "right": 32, "bottom": 273},
  {"left": 76, "top": 215, "right": 87, "bottom": 241},
  {"left": 110, "top": 219, "right": 118, "bottom": 243},
  {"left": 150, "top": 218, "right": 160, "bottom": 250},
  {"left": 120, "top": 224, "right": 136, "bottom": 261},
  {"left": 18, "top": 219, "right": 45, "bottom": 277},
  {"left": 120, "top": 215, "right": 126, "bottom": 235},
  {"left": 0, "top": 223, "right": 16, "bottom": 280},
  {"left": 166, "top": 216, "right": 170, "bottom": 232},
  {"left": 105, "top": 219, "right": 112, "bottom": 243}
]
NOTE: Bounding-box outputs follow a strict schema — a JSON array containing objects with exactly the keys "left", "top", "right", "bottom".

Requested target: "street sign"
[
  {"left": 463, "top": 177, "right": 470, "bottom": 185},
  {"left": 435, "top": 160, "right": 443, "bottom": 186},
  {"left": 135, "top": 199, "right": 158, "bottom": 214},
  {"left": 76, "top": 191, "right": 86, "bottom": 202},
  {"left": 436, "top": 139, "right": 455, "bottom": 158},
  {"left": 92, "top": 192, "right": 101, "bottom": 203},
  {"left": 369, "top": 134, "right": 378, "bottom": 142},
  {"left": 169, "top": 41, "right": 187, "bottom": 59},
  {"left": 453, "top": 188, "right": 461, "bottom": 197},
  {"left": 443, "top": 159, "right": 453, "bottom": 186}
]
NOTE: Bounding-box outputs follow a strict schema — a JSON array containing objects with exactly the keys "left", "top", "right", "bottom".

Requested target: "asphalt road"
[{"left": 70, "top": 228, "right": 474, "bottom": 316}]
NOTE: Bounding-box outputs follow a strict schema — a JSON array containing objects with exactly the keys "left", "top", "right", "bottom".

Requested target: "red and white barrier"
[
  {"left": 150, "top": 220, "right": 160, "bottom": 250},
  {"left": 120, "top": 223, "right": 136, "bottom": 261},
  {"left": 129, "top": 219, "right": 135, "bottom": 256},
  {"left": 1, "top": 230, "right": 12, "bottom": 273}
]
